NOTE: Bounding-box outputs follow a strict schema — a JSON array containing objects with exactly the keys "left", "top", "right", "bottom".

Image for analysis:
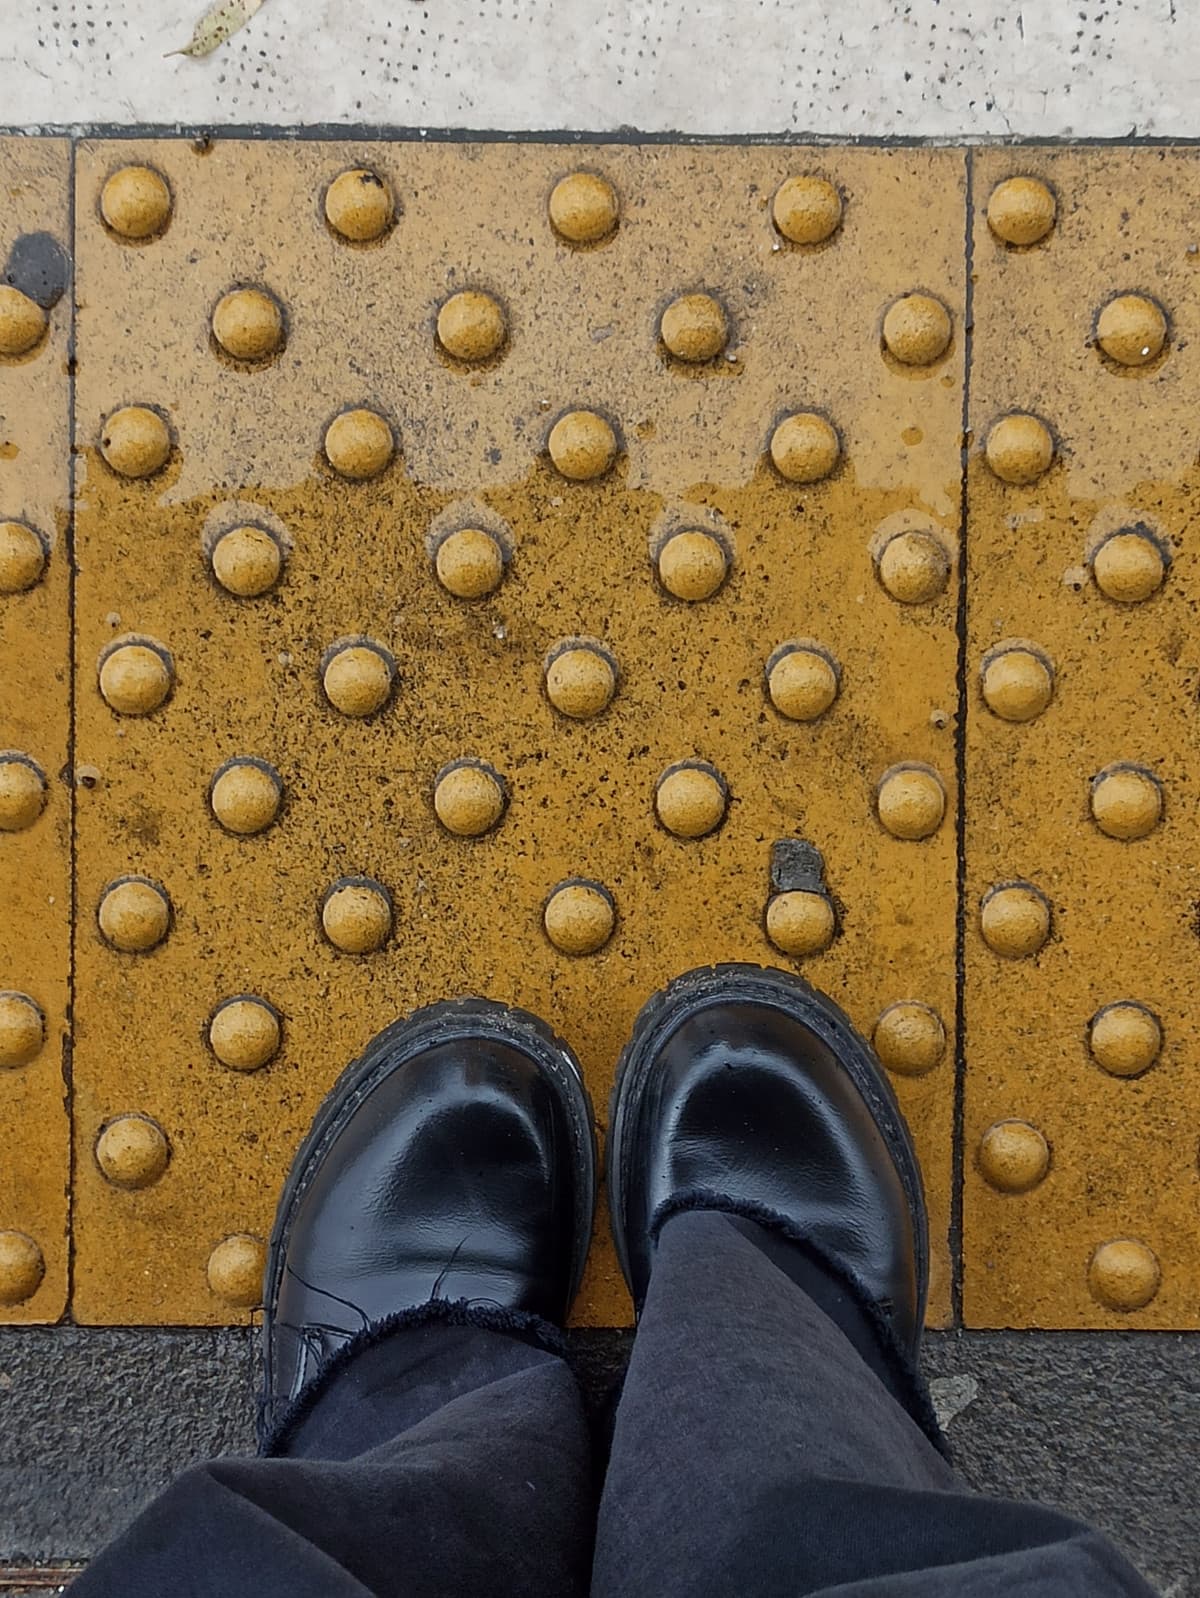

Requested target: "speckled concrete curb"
[
  {"left": 4, "top": 1, "right": 1200, "bottom": 139},
  {"left": 0, "top": 1326, "right": 1196, "bottom": 1590}
]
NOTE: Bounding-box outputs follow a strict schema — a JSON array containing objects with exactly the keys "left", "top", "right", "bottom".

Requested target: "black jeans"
[{"left": 71, "top": 1211, "right": 1154, "bottom": 1597}]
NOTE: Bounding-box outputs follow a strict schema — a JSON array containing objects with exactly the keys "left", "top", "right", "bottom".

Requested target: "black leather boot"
[
  {"left": 607, "top": 964, "right": 927, "bottom": 1358},
  {"left": 260, "top": 998, "right": 596, "bottom": 1440}
]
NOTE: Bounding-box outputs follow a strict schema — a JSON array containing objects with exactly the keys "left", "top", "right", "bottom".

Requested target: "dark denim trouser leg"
[
  {"left": 592, "top": 1210, "right": 1154, "bottom": 1598},
  {"left": 71, "top": 1310, "right": 593, "bottom": 1598}
]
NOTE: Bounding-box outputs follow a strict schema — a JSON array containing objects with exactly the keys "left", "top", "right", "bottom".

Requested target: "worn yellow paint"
[
  {"left": 6, "top": 138, "right": 1197, "bottom": 1332},
  {"left": 68, "top": 140, "right": 962, "bottom": 1326},
  {"left": 964, "top": 148, "right": 1200, "bottom": 1328},
  {"left": 0, "top": 139, "right": 71, "bottom": 1323}
]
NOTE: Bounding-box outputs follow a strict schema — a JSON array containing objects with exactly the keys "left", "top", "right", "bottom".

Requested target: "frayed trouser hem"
[
  {"left": 651, "top": 1189, "right": 950, "bottom": 1458},
  {"left": 258, "top": 1298, "right": 567, "bottom": 1456}
]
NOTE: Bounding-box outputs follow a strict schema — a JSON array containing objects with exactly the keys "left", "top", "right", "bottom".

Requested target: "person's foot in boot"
[
  {"left": 259, "top": 997, "right": 596, "bottom": 1442},
  {"left": 607, "top": 963, "right": 931, "bottom": 1420}
]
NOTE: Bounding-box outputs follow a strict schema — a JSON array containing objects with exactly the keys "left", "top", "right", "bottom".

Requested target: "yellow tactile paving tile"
[
  {"left": 9, "top": 136, "right": 1199, "bottom": 1332},
  {"left": 964, "top": 148, "right": 1200, "bottom": 1327},
  {"left": 69, "top": 140, "right": 962, "bottom": 1326},
  {"left": 0, "top": 138, "right": 71, "bottom": 1323}
]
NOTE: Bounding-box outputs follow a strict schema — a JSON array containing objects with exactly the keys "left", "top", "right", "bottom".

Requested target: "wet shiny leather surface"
[
  {"left": 614, "top": 997, "right": 921, "bottom": 1349},
  {"left": 271, "top": 1037, "right": 588, "bottom": 1406}
]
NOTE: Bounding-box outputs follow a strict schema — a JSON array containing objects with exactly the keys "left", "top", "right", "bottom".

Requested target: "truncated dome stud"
[
  {"left": 206, "top": 1234, "right": 266, "bottom": 1308},
  {"left": 0, "top": 755, "right": 46, "bottom": 832},
  {"left": 101, "top": 165, "right": 172, "bottom": 239},
  {"left": 434, "top": 529, "right": 505, "bottom": 599},
  {"left": 772, "top": 176, "right": 842, "bottom": 244},
  {"left": 656, "top": 530, "right": 728, "bottom": 601},
  {"left": 325, "top": 169, "right": 394, "bottom": 242},
  {"left": 548, "top": 410, "right": 617, "bottom": 480},
  {"left": 984, "top": 413, "right": 1054, "bottom": 485},
  {"left": 1092, "top": 529, "right": 1166, "bottom": 603},
  {"left": 766, "top": 891, "right": 835, "bottom": 956},
  {"left": 100, "top": 406, "right": 171, "bottom": 478},
  {"left": 1096, "top": 294, "right": 1167, "bottom": 366},
  {"left": 0, "top": 992, "right": 44, "bottom": 1069},
  {"left": 980, "top": 882, "right": 1051, "bottom": 958},
  {"left": 324, "top": 409, "right": 394, "bottom": 479},
  {"left": 1088, "top": 1002, "right": 1162, "bottom": 1078},
  {"left": 876, "top": 528, "right": 951, "bottom": 604},
  {"left": 98, "top": 639, "right": 173, "bottom": 715},
  {"left": 211, "top": 525, "right": 284, "bottom": 597},
  {"left": 873, "top": 1001, "right": 945, "bottom": 1076},
  {"left": 767, "top": 644, "right": 840, "bottom": 722},
  {"left": 986, "top": 176, "right": 1056, "bottom": 246},
  {"left": 434, "top": 761, "right": 507, "bottom": 837},
  {"left": 981, "top": 644, "right": 1054, "bottom": 723},
  {"left": 654, "top": 761, "right": 728, "bottom": 838},
  {"left": 549, "top": 172, "right": 619, "bottom": 243},
  {"left": 1088, "top": 1239, "right": 1160, "bottom": 1311},
  {"left": 208, "top": 996, "right": 282, "bottom": 1072},
  {"left": 212, "top": 287, "right": 285, "bottom": 361},
  {"left": 769, "top": 413, "right": 840, "bottom": 484},
  {"left": 1089, "top": 765, "right": 1162, "bottom": 841},
  {"left": 95, "top": 1115, "right": 170, "bottom": 1190},
  {"left": 660, "top": 293, "right": 728, "bottom": 362},
  {"left": 882, "top": 293, "right": 952, "bottom": 365},
  {"left": 210, "top": 759, "right": 283, "bottom": 835},
  {"left": 545, "top": 642, "right": 617, "bottom": 719},
  {"left": 321, "top": 878, "right": 393, "bottom": 953},
  {"left": 876, "top": 765, "right": 945, "bottom": 841},
  {"left": 0, "top": 1232, "right": 44, "bottom": 1306},
  {"left": 0, "top": 287, "right": 46, "bottom": 357},
  {"left": 0, "top": 521, "right": 48, "bottom": 593},
  {"left": 437, "top": 291, "right": 507, "bottom": 362},
  {"left": 978, "top": 1120, "right": 1050, "bottom": 1193},
  {"left": 543, "top": 880, "right": 616, "bottom": 954},
  {"left": 98, "top": 877, "right": 171, "bottom": 953},
  {"left": 321, "top": 641, "right": 395, "bottom": 718}
]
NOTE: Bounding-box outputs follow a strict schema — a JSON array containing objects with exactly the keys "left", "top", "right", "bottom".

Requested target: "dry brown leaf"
[{"left": 167, "top": 0, "right": 267, "bottom": 58}]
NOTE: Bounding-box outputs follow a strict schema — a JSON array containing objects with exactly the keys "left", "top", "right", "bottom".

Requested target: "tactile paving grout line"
[
  {"left": 64, "top": 136, "right": 79, "bottom": 1327},
  {"left": 948, "top": 147, "right": 976, "bottom": 1327}
]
